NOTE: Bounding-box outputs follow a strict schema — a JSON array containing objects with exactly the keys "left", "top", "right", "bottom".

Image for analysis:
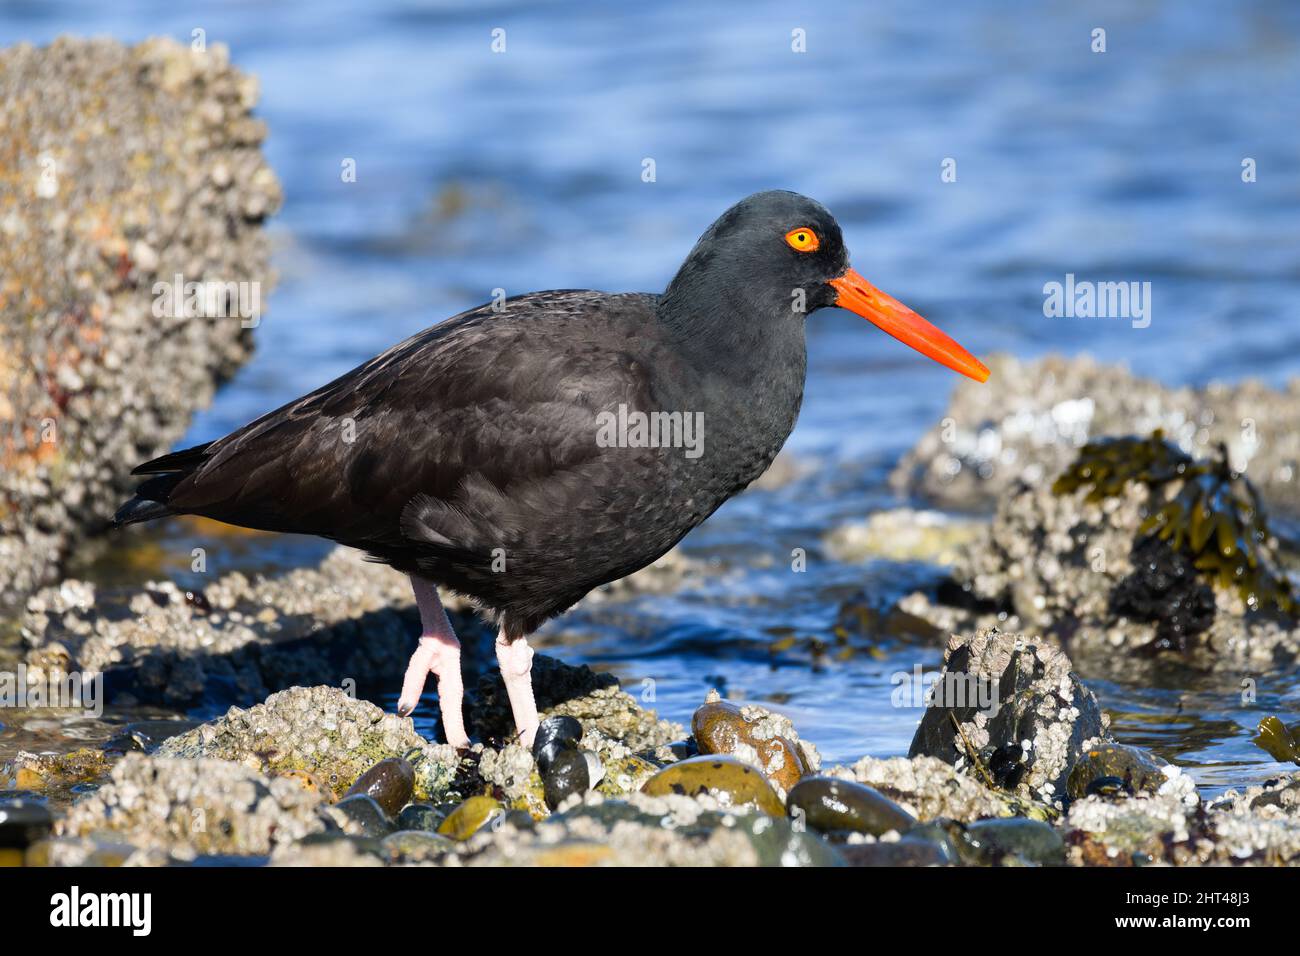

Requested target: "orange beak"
[{"left": 829, "top": 268, "right": 989, "bottom": 383}]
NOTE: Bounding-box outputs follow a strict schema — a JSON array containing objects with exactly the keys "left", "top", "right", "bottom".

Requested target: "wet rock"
[
  {"left": 158, "top": 685, "right": 457, "bottom": 801},
  {"left": 22, "top": 548, "right": 433, "bottom": 708},
  {"left": 909, "top": 628, "right": 1108, "bottom": 804},
  {"left": 1068, "top": 743, "right": 1169, "bottom": 800},
  {"left": 825, "top": 755, "right": 1032, "bottom": 822},
  {"left": 58, "top": 754, "right": 326, "bottom": 858},
  {"left": 0, "top": 797, "right": 54, "bottom": 850},
  {"left": 437, "top": 795, "right": 503, "bottom": 841},
  {"left": 396, "top": 803, "right": 445, "bottom": 832},
  {"left": 542, "top": 748, "right": 591, "bottom": 811},
  {"left": 0, "top": 37, "right": 279, "bottom": 601},
  {"left": 271, "top": 835, "right": 385, "bottom": 868},
  {"left": 11, "top": 747, "right": 112, "bottom": 791},
  {"left": 641, "top": 755, "right": 786, "bottom": 815},
  {"left": 1109, "top": 535, "right": 1217, "bottom": 652},
  {"left": 26, "top": 836, "right": 170, "bottom": 868},
  {"left": 344, "top": 757, "right": 415, "bottom": 817},
  {"left": 533, "top": 715, "right": 583, "bottom": 774},
  {"left": 786, "top": 777, "right": 916, "bottom": 836},
  {"left": 891, "top": 353, "right": 1300, "bottom": 519},
  {"left": 692, "top": 692, "right": 814, "bottom": 797},
  {"left": 475, "top": 790, "right": 840, "bottom": 867},
  {"left": 962, "top": 818, "right": 1065, "bottom": 866},
  {"left": 839, "top": 834, "right": 954, "bottom": 866},
  {"left": 323, "top": 794, "right": 394, "bottom": 838},
  {"left": 596, "top": 753, "right": 659, "bottom": 796},
  {"left": 381, "top": 830, "right": 455, "bottom": 863}
]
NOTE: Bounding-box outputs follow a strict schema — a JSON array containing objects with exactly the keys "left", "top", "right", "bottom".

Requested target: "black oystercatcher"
[{"left": 114, "top": 191, "right": 989, "bottom": 748}]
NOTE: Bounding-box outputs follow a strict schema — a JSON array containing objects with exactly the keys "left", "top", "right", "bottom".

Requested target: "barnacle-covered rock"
[
  {"left": 909, "top": 628, "right": 1108, "bottom": 805},
  {"left": 1052, "top": 432, "right": 1292, "bottom": 615},
  {"left": 157, "top": 685, "right": 458, "bottom": 801},
  {"left": 0, "top": 37, "right": 280, "bottom": 601}
]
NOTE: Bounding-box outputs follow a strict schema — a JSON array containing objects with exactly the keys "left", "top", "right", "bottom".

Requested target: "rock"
[
  {"left": 891, "top": 353, "right": 1300, "bottom": 519},
  {"left": 271, "top": 835, "right": 385, "bottom": 868},
  {"left": 1067, "top": 744, "right": 1169, "bottom": 800},
  {"left": 641, "top": 755, "right": 786, "bottom": 816},
  {"left": 824, "top": 508, "right": 984, "bottom": 566},
  {"left": 691, "top": 693, "right": 813, "bottom": 797},
  {"left": 437, "top": 795, "right": 503, "bottom": 841},
  {"left": 533, "top": 715, "right": 584, "bottom": 774},
  {"left": 961, "top": 818, "right": 1065, "bottom": 866},
  {"left": 10, "top": 748, "right": 112, "bottom": 792},
  {"left": 158, "top": 685, "right": 457, "bottom": 801},
  {"left": 839, "top": 834, "right": 954, "bottom": 866},
  {"left": 344, "top": 757, "right": 416, "bottom": 817},
  {"left": 396, "top": 803, "right": 445, "bottom": 832},
  {"left": 381, "top": 830, "right": 454, "bottom": 863},
  {"left": 909, "top": 628, "right": 1108, "bottom": 804},
  {"left": 824, "top": 755, "right": 1033, "bottom": 822},
  {"left": 595, "top": 753, "right": 659, "bottom": 796},
  {"left": 0, "top": 37, "right": 280, "bottom": 601},
  {"left": 323, "top": 794, "right": 394, "bottom": 838},
  {"left": 58, "top": 754, "right": 326, "bottom": 858},
  {"left": 0, "top": 797, "right": 54, "bottom": 850},
  {"left": 542, "top": 749, "right": 591, "bottom": 811},
  {"left": 786, "top": 777, "right": 916, "bottom": 836},
  {"left": 21, "top": 548, "right": 439, "bottom": 709}
]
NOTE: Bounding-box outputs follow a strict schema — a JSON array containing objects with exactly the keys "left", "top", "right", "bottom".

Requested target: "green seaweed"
[
  {"left": 1252, "top": 715, "right": 1300, "bottom": 765},
  {"left": 1052, "top": 431, "right": 1294, "bottom": 613}
]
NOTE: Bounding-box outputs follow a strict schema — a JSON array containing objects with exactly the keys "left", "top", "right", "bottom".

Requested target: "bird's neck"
[{"left": 655, "top": 287, "right": 805, "bottom": 379}]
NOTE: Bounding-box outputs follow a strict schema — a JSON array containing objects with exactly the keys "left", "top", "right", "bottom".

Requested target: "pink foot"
[
  {"left": 397, "top": 575, "right": 469, "bottom": 748},
  {"left": 495, "top": 632, "right": 539, "bottom": 748}
]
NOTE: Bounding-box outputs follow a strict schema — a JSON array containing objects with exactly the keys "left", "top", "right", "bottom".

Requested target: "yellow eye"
[{"left": 784, "top": 227, "right": 820, "bottom": 253}]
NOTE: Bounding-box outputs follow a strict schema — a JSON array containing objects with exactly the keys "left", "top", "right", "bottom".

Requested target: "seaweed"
[
  {"left": 1251, "top": 715, "right": 1300, "bottom": 765},
  {"left": 1053, "top": 431, "right": 1294, "bottom": 614}
]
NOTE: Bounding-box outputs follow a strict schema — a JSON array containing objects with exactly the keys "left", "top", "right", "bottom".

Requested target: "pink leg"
[
  {"left": 495, "top": 631, "right": 539, "bottom": 748},
  {"left": 397, "top": 575, "right": 469, "bottom": 748}
]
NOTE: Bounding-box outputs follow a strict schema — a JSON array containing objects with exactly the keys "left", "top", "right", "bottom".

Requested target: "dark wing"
[{"left": 117, "top": 291, "right": 671, "bottom": 557}]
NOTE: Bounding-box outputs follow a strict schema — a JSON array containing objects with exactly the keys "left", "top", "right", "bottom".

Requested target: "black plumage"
[{"left": 116, "top": 191, "right": 985, "bottom": 645}]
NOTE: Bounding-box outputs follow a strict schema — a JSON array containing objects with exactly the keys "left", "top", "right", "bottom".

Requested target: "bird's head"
[{"left": 662, "top": 190, "right": 989, "bottom": 383}]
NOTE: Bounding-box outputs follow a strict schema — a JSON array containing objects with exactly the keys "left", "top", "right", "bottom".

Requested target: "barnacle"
[{"left": 1052, "top": 431, "right": 1294, "bottom": 614}]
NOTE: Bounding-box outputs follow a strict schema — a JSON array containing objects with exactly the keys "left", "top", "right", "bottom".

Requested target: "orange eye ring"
[{"left": 784, "top": 227, "right": 820, "bottom": 253}]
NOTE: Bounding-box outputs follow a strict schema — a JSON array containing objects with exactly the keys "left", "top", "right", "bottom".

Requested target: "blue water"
[{"left": 7, "top": 0, "right": 1300, "bottom": 791}]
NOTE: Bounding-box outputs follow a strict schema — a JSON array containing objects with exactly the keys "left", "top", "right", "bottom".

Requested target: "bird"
[{"left": 114, "top": 190, "right": 989, "bottom": 750}]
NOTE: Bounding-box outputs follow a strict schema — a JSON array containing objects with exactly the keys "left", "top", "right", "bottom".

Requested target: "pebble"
[
  {"left": 324, "top": 794, "right": 395, "bottom": 838},
  {"left": 962, "top": 818, "right": 1066, "bottom": 866},
  {"left": 380, "top": 830, "right": 455, "bottom": 863},
  {"left": 437, "top": 795, "right": 503, "bottom": 841},
  {"left": 1067, "top": 743, "right": 1167, "bottom": 800},
  {"left": 692, "top": 698, "right": 808, "bottom": 795},
  {"left": 396, "top": 803, "right": 445, "bottom": 832},
  {"left": 344, "top": 757, "right": 415, "bottom": 818},
  {"left": 543, "top": 749, "right": 591, "bottom": 811},
  {"left": 641, "top": 755, "right": 785, "bottom": 815},
  {"left": 786, "top": 776, "right": 916, "bottom": 836}
]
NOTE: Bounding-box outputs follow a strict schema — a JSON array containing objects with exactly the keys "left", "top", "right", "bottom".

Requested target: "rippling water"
[{"left": 5, "top": 0, "right": 1300, "bottom": 793}]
